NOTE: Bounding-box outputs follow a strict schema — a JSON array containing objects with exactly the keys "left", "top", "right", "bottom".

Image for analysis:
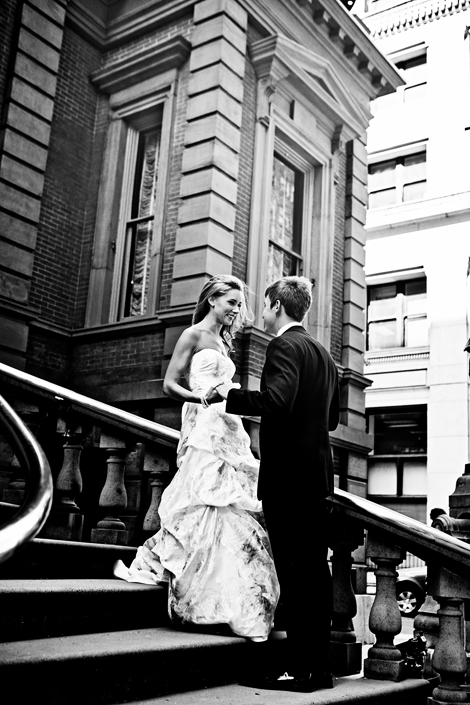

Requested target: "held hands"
[
  {"left": 215, "top": 381, "right": 237, "bottom": 400},
  {"left": 201, "top": 381, "right": 240, "bottom": 407}
]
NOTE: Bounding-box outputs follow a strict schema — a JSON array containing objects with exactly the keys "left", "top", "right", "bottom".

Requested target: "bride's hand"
[
  {"left": 214, "top": 381, "right": 239, "bottom": 400},
  {"left": 204, "top": 381, "right": 240, "bottom": 404}
]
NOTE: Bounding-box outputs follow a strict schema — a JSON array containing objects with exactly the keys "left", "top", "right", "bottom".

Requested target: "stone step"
[
  {"left": 121, "top": 676, "right": 432, "bottom": 705},
  {"left": 0, "top": 627, "right": 285, "bottom": 705},
  {"left": 0, "top": 537, "right": 137, "bottom": 578},
  {"left": 0, "top": 578, "right": 168, "bottom": 641}
]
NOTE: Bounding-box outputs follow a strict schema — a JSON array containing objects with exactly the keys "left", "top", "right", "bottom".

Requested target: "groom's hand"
[{"left": 215, "top": 381, "right": 233, "bottom": 400}]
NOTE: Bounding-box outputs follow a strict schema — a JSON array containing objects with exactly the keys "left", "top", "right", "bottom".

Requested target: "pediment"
[{"left": 250, "top": 34, "right": 371, "bottom": 136}]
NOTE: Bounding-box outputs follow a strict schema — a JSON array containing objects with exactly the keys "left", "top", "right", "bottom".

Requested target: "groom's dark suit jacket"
[{"left": 226, "top": 325, "right": 339, "bottom": 501}]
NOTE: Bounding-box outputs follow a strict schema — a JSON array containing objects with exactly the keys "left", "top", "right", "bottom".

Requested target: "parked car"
[
  {"left": 367, "top": 566, "right": 426, "bottom": 618},
  {"left": 396, "top": 567, "right": 426, "bottom": 618}
]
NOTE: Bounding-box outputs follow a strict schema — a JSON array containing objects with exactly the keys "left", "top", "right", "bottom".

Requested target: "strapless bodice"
[{"left": 188, "top": 348, "right": 235, "bottom": 396}]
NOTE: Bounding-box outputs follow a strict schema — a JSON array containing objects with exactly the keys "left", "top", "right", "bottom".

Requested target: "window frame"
[
  {"left": 109, "top": 101, "right": 167, "bottom": 323},
  {"left": 247, "top": 104, "right": 327, "bottom": 330},
  {"left": 368, "top": 147, "right": 427, "bottom": 209},
  {"left": 86, "top": 37, "right": 189, "bottom": 328},
  {"left": 367, "top": 405, "right": 427, "bottom": 501},
  {"left": 366, "top": 277, "right": 428, "bottom": 352}
]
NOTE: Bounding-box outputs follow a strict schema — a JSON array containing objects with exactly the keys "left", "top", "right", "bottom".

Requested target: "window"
[
  {"left": 112, "top": 110, "right": 162, "bottom": 320},
  {"left": 371, "top": 48, "right": 427, "bottom": 113},
  {"left": 86, "top": 36, "right": 189, "bottom": 328},
  {"left": 367, "top": 278, "right": 428, "bottom": 351},
  {"left": 367, "top": 407, "right": 427, "bottom": 501},
  {"left": 368, "top": 152, "right": 426, "bottom": 208},
  {"left": 396, "top": 53, "right": 427, "bottom": 103},
  {"left": 267, "top": 154, "right": 304, "bottom": 285}
]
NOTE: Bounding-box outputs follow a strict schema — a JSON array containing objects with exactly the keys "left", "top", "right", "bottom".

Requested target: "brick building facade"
[{"left": 0, "top": 0, "right": 402, "bottom": 496}]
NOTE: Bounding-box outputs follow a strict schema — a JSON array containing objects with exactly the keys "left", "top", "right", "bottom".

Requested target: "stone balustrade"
[{"left": 2, "top": 387, "right": 470, "bottom": 700}]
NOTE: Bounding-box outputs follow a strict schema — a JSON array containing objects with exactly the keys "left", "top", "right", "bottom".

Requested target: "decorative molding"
[
  {"left": 332, "top": 123, "right": 345, "bottom": 184},
  {"left": 67, "top": 0, "right": 192, "bottom": 50},
  {"left": 91, "top": 36, "right": 191, "bottom": 94},
  {"left": 364, "top": 349, "right": 430, "bottom": 365},
  {"left": 250, "top": 34, "right": 371, "bottom": 136},
  {"left": 358, "top": 0, "right": 470, "bottom": 38},
  {"left": 304, "top": 0, "right": 404, "bottom": 95}
]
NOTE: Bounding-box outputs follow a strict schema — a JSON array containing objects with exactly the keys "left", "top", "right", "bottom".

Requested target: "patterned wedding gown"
[{"left": 114, "top": 348, "right": 280, "bottom": 641}]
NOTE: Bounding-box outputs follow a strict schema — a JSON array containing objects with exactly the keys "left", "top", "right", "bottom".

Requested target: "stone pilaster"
[
  {"left": 339, "top": 135, "right": 372, "bottom": 494},
  {"left": 169, "top": 0, "right": 247, "bottom": 312},
  {"left": 0, "top": 0, "right": 68, "bottom": 369}
]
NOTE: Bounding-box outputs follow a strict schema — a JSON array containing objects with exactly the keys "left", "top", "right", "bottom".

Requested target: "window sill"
[
  {"left": 366, "top": 190, "right": 470, "bottom": 232},
  {"left": 365, "top": 346, "right": 430, "bottom": 367}
]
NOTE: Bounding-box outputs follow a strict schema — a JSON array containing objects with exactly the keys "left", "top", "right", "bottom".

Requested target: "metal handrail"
[
  {"left": 0, "top": 394, "right": 53, "bottom": 565},
  {"left": 329, "top": 489, "right": 470, "bottom": 581},
  {"left": 0, "top": 362, "right": 180, "bottom": 445}
]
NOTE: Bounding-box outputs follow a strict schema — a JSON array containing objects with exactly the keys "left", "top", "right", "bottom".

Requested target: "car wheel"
[{"left": 396, "top": 581, "right": 425, "bottom": 618}]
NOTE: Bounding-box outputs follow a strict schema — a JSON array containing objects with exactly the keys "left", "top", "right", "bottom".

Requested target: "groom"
[{"left": 217, "top": 275, "right": 339, "bottom": 693}]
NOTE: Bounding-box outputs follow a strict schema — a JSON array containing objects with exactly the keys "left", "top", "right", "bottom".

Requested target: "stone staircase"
[{"left": 0, "top": 539, "right": 433, "bottom": 705}]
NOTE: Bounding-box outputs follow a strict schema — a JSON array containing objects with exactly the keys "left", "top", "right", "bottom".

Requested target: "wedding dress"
[{"left": 114, "top": 348, "right": 280, "bottom": 641}]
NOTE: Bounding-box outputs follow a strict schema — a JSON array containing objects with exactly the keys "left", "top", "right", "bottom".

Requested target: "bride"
[{"left": 114, "top": 275, "right": 280, "bottom": 641}]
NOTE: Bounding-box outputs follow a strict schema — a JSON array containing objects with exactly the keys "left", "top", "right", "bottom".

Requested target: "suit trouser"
[{"left": 262, "top": 496, "right": 332, "bottom": 675}]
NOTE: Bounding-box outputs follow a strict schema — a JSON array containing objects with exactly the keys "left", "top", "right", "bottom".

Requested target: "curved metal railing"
[{"left": 0, "top": 393, "right": 53, "bottom": 565}]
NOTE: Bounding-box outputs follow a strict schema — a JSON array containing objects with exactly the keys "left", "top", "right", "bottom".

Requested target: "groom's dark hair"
[{"left": 265, "top": 276, "right": 312, "bottom": 322}]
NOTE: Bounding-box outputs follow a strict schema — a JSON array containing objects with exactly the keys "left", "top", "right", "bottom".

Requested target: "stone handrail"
[
  {"left": 0, "top": 393, "right": 53, "bottom": 565},
  {"left": 328, "top": 489, "right": 470, "bottom": 580},
  {"left": 0, "top": 362, "right": 180, "bottom": 446}
]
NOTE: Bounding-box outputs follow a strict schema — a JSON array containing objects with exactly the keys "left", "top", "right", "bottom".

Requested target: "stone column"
[
  {"left": 167, "top": 0, "right": 247, "bottom": 322},
  {"left": 0, "top": 0, "right": 68, "bottom": 368}
]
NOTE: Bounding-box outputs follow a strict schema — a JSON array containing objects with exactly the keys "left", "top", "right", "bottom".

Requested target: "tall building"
[
  {"left": 355, "top": 0, "right": 470, "bottom": 520},
  {"left": 0, "top": 0, "right": 401, "bottom": 494}
]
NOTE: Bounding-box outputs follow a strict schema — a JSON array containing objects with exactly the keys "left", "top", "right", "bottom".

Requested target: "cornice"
[
  {"left": 67, "top": 0, "right": 192, "bottom": 50},
  {"left": 250, "top": 33, "right": 372, "bottom": 135},
  {"left": 91, "top": 35, "right": 191, "bottom": 94},
  {"left": 68, "top": 0, "right": 402, "bottom": 98},
  {"left": 356, "top": 0, "right": 470, "bottom": 38},
  {"left": 297, "top": 0, "right": 404, "bottom": 95}
]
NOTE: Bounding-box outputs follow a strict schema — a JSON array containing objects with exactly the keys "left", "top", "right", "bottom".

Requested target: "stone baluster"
[
  {"left": 2, "top": 401, "right": 41, "bottom": 505},
  {"left": 364, "top": 534, "right": 405, "bottom": 681},
  {"left": 120, "top": 443, "right": 145, "bottom": 544},
  {"left": 42, "top": 434, "right": 84, "bottom": 541},
  {"left": 329, "top": 515, "right": 365, "bottom": 675},
  {"left": 427, "top": 566, "right": 469, "bottom": 705},
  {"left": 142, "top": 449, "right": 171, "bottom": 538},
  {"left": 91, "top": 433, "right": 129, "bottom": 545}
]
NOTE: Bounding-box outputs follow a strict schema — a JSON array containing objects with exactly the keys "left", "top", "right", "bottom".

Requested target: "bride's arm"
[{"left": 163, "top": 327, "right": 203, "bottom": 403}]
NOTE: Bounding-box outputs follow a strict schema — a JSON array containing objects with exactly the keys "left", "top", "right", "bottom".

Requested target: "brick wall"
[
  {"left": 29, "top": 25, "right": 101, "bottom": 328},
  {"left": 70, "top": 328, "right": 165, "bottom": 395}
]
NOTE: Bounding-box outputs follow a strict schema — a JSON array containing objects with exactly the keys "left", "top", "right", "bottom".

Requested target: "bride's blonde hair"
[{"left": 192, "top": 275, "right": 253, "bottom": 345}]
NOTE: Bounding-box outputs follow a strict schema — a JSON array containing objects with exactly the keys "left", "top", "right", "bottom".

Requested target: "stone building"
[
  {"left": 355, "top": 0, "right": 470, "bottom": 520},
  {"left": 0, "top": 0, "right": 401, "bottom": 496}
]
